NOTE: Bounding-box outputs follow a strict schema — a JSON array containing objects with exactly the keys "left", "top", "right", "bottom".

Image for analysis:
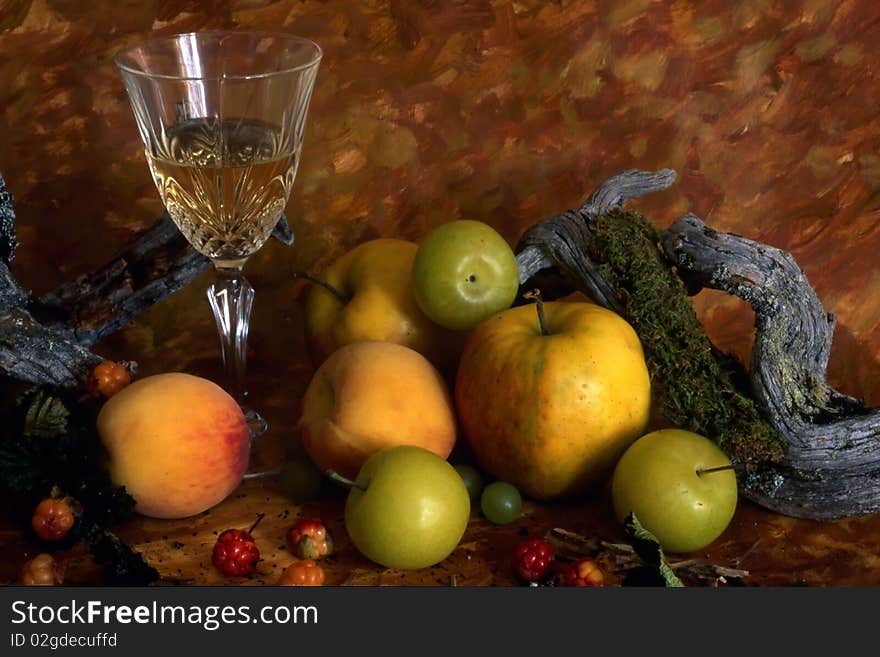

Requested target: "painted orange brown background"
[{"left": 2, "top": 0, "right": 879, "bottom": 407}]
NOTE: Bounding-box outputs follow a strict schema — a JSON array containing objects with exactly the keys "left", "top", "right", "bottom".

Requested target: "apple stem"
[
  {"left": 696, "top": 464, "right": 737, "bottom": 477},
  {"left": 292, "top": 271, "right": 349, "bottom": 304},
  {"left": 326, "top": 470, "right": 367, "bottom": 492},
  {"left": 523, "top": 289, "right": 550, "bottom": 336},
  {"left": 247, "top": 512, "right": 266, "bottom": 535}
]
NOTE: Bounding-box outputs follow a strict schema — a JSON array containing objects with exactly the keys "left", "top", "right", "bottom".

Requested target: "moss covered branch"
[
  {"left": 592, "top": 209, "right": 784, "bottom": 462},
  {"left": 518, "top": 205, "right": 784, "bottom": 463}
]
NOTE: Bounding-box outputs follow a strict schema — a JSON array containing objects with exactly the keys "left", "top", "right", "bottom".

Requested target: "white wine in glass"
[
  {"left": 116, "top": 31, "right": 322, "bottom": 477},
  {"left": 147, "top": 118, "right": 297, "bottom": 265}
]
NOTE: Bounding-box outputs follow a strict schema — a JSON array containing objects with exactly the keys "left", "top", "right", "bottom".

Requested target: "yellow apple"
[
  {"left": 455, "top": 300, "right": 651, "bottom": 500},
  {"left": 303, "top": 238, "right": 463, "bottom": 373}
]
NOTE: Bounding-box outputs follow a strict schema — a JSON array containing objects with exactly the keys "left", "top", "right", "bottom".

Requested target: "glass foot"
[
  {"left": 242, "top": 468, "right": 281, "bottom": 480},
  {"left": 241, "top": 406, "right": 280, "bottom": 480}
]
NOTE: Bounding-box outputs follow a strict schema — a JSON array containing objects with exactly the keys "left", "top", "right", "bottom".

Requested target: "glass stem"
[{"left": 207, "top": 263, "right": 265, "bottom": 435}]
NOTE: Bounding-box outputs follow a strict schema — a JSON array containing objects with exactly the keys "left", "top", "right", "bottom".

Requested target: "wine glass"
[{"left": 115, "top": 31, "right": 321, "bottom": 476}]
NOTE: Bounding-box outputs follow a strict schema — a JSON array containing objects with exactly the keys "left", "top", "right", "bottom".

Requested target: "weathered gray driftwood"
[
  {"left": 516, "top": 169, "right": 880, "bottom": 520},
  {"left": 0, "top": 173, "right": 17, "bottom": 265},
  {"left": 0, "top": 171, "right": 293, "bottom": 387},
  {"left": 664, "top": 215, "right": 880, "bottom": 519},
  {"left": 517, "top": 169, "right": 676, "bottom": 315}
]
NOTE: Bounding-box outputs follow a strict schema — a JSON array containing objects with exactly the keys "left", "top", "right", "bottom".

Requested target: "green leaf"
[
  {"left": 22, "top": 390, "right": 69, "bottom": 438},
  {"left": 623, "top": 513, "right": 684, "bottom": 588}
]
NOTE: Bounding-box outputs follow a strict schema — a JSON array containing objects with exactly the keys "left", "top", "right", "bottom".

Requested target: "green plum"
[
  {"left": 453, "top": 463, "right": 485, "bottom": 500},
  {"left": 611, "top": 429, "right": 738, "bottom": 554},
  {"left": 480, "top": 481, "right": 522, "bottom": 525},
  {"left": 411, "top": 220, "right": 519, "bottom": 331},
  {"left": 343, "top": 446, "right": 471, "bottom": 570},
  {"left": 279, "top": 458, "right": 323, "bottom": 502}
]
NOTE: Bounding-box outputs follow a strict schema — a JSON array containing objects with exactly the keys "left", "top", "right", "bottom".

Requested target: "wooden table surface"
[
  {"left": 7, "top": 467, "right": 880, "bottom": 587},
  {"left": 3, "top": 1, "right": 880, "bottom": 586}
]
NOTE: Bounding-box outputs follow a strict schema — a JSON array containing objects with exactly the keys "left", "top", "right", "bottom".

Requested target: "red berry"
[
  {"left": 277, "top": 559, "right": 325, "bottom": 586},
  {"left": 88, "top": 361, "right": 131, "bottom": 398},
  {"left": 286, "top": 518, "right": 334, "bottom": 560},
  {"left": 212, "top": 529, "right": 260, "bottom": 577},
  {"left": 31, "top": 497, "right": 77, "bottom": 542},
  {"left": 558, "top": 558, "right": 605, "bottom": 587},
  {"left": 513, "top": 538, "right": 555, "bottom": 583}
]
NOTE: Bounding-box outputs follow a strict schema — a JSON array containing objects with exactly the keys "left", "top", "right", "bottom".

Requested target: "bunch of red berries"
[{"left": 512, "top": 537, "right": 605, "bottom": 587}]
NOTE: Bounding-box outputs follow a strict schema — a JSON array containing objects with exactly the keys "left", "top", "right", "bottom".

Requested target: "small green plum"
[
  {"left": 453, "top": 464, "right": 485, "bottom": 500},
  {"left": 279, "top": 458, "right": 323, "bottom": 502},
  {"left": 411, "top": 220, "right": 519, "bottom": 331},
  {"left": 611, "top": 429, "right": 738, "bottom": 554},
  {"left": 480, "top": 481, "right": 522, "bottom": 525},
  {"left": 343, "top": 446, "right": 471, "bottom": 570}
]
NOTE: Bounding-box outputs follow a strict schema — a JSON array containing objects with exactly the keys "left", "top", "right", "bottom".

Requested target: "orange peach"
[
  {"left": 299, "top": 341, "right": 457, "bottom": 480},
  {"left": 97, "top": 373, "right": 249, "bottom": 519}
]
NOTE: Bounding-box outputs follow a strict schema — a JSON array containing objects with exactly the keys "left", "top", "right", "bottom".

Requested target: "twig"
[{"left": 544, "top": 528, "right": 750, "bottom": 584}]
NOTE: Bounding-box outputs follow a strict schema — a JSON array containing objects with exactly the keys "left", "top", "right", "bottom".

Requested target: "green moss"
[{"left": 591, "top": 209, "right": 784, "bottom": 462}]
